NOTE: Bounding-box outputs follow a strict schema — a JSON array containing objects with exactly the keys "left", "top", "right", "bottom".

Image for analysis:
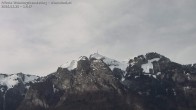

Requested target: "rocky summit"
[{"left": 0, "top": 52, "right": 196, "bottom": 110}]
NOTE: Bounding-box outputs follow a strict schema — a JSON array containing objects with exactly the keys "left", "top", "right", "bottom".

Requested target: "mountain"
[
  {"left": 0, "top": 52, "right": 196, "bottom": 110},
  {"left": 0, "top": 73, "right": 40, "bottom": 110}
]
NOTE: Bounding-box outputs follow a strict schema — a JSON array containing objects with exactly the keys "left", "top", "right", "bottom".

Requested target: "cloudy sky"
[{"left": 0, "top": 0, "right": 196, "bottom": 76}]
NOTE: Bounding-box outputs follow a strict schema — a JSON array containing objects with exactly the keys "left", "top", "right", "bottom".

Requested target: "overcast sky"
[{"left": 0, "top": 0, "right": 196, "bottom": 76}]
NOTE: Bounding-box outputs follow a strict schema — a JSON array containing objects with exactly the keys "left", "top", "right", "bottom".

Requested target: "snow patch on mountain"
[
  {"left": 61, "top": 60, "right": 78, "bottom": 71},
  {"left": 0, "top": 74, "right": 39, "bottom": 90},
  {"left": 90, "top": 53, "right": 128, "bottom": 71},
  {"left": 24, "top": 75, "right": 39, "bottom": 83},
  {"left": 60, "top": 53, "right": 129, "bottom": 72},
  {"left": 141, "top": 58, "right": 160, "bottom": 73},
  {"left": 0, "top": 74, "right": 18, "bottom": 89},
  {"left": 78, "top": 56, "right": 87, "bottom": 60}
]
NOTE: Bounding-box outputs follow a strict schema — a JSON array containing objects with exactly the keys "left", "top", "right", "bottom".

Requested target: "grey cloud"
[{"left": 0, "top": 0, "right": 196, "bottom": 75}]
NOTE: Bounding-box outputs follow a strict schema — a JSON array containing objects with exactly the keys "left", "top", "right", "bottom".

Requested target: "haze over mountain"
[{"left": 0, "top": 52, "right": 196, "bottom": 110}]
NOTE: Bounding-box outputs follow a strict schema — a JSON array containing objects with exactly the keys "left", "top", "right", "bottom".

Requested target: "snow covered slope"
[
  {"left": 90, "top": 53, "right": 128, "bottom": 71},
  {"left": 60, "top": 60, "right": 78, "bottom": 71},
  {"left": 60, "top": 53, "right": 129, "bottom": 72},
  {"left": 141, "top": 58, "right": 160, "bottom": 73},
  {"left": 0, "top": 73, "right": 39, "bottom": 90}
]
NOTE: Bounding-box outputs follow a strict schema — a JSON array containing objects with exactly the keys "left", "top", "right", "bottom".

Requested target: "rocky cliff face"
[
  {"left": 123, "top": 52, "right": 196, "bottom": 110},
  {"left": 1, "top": 52, "right": 196, "bottom": 110}
]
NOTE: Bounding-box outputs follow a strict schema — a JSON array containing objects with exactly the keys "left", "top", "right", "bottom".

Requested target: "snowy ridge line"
[
  {"left": 0, "top": 73, "right": 39, "bottom": 90},
  {"left": 90, "top": 53, "right": 128, "bottom": 71},
  {"left": 60, "top": 53, "right": 129, "bottom": 72},
  {"left": 61, "top": 60, "right": 78, "bottom": 71}
]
